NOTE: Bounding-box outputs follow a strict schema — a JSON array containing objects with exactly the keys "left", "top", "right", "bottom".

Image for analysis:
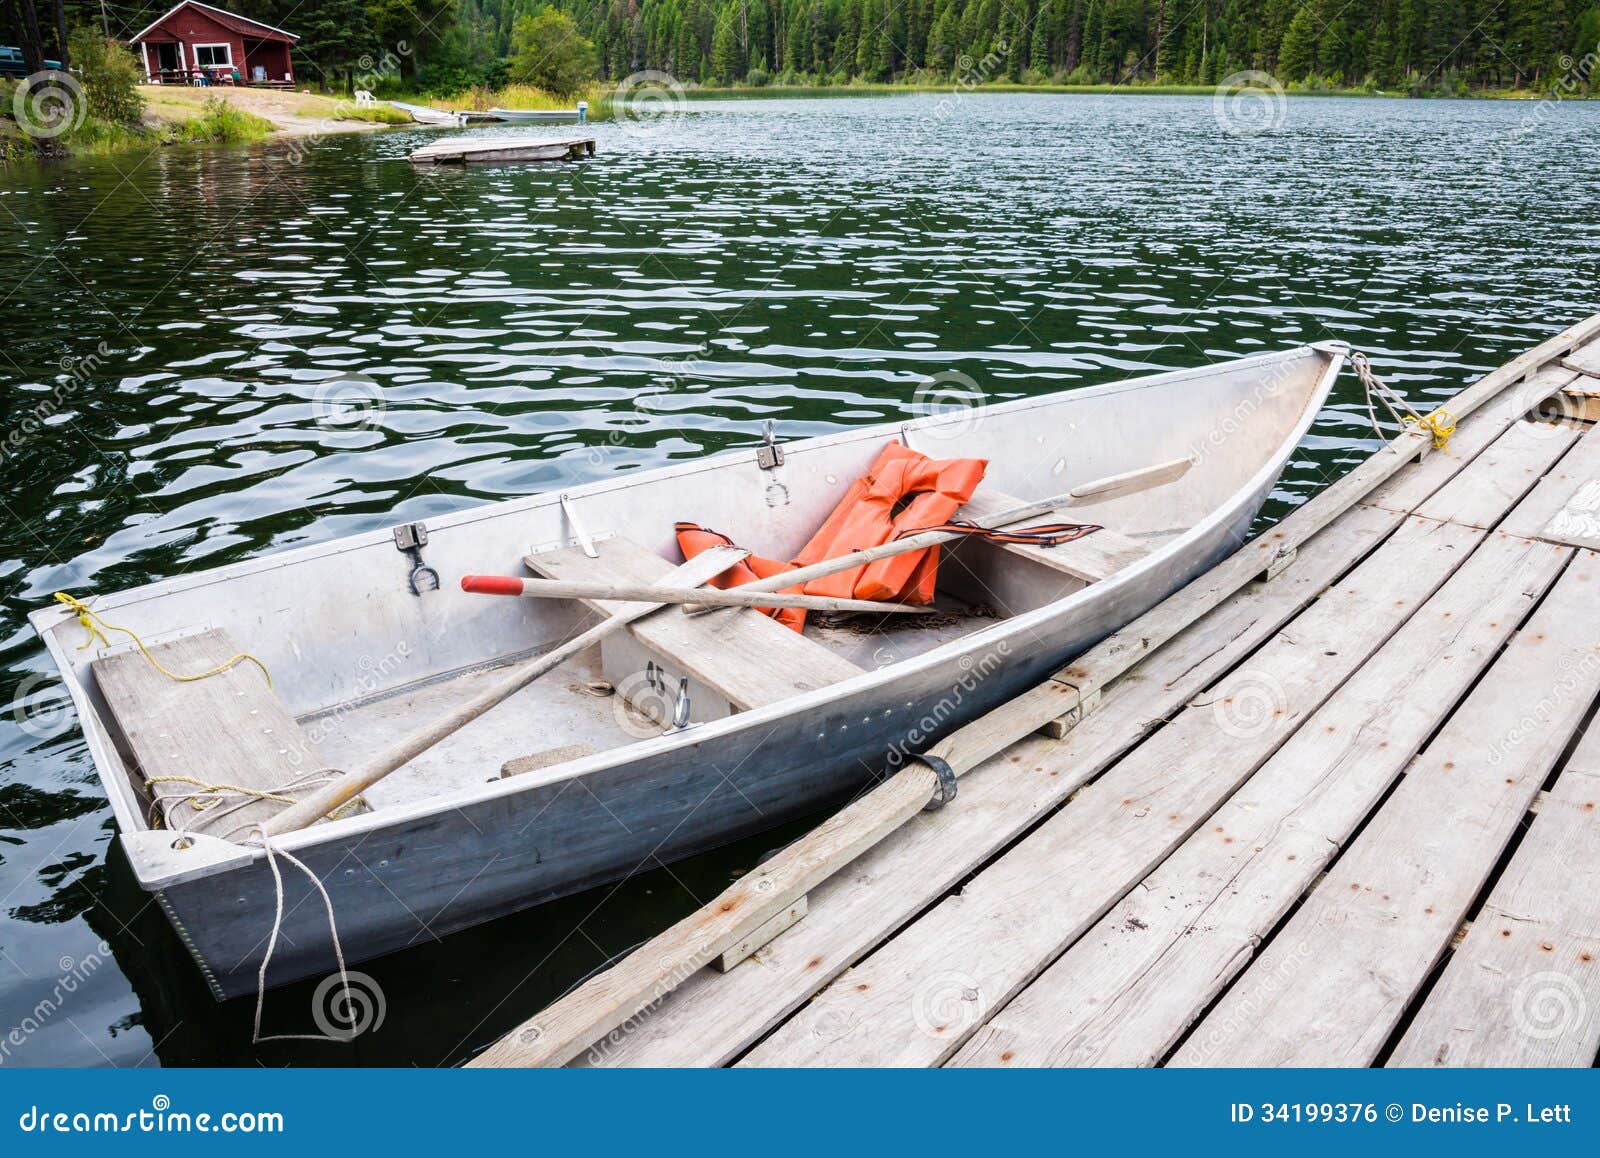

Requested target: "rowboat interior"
[{"left": 31, "top": 345, "right": 1339, "bottom": 975}]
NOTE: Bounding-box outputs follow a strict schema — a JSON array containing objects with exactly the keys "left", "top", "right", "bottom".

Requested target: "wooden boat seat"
[
  {"left": 524, "top": 538, "right": 863, "bottom": 711},
  {"left": 958, "top": 487, "right": 1154, "bottom": 583},
  {"left": 92, "top": 628, "right": 334, "bottom": 838}
]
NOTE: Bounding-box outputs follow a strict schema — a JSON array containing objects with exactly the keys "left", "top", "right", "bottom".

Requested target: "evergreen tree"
[{"left": 1276, "top": 2, "right": 1316, "bottom": 78}]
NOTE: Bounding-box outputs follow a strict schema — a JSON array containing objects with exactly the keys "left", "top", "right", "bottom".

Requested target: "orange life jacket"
[
  {"left": 673, "top": 523, "right": 807, "bottom": 633},
  {"left": 793, "top": 442, "right": 988, "bottom": 604},
  {"left": 675, "top": 441, "right": 989, "bottom": 633}
]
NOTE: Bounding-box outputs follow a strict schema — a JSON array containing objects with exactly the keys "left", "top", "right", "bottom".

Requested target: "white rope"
[
  {"left": 1352, "top": 350, "right": 1424, "bottom": 454},
  {"left": 148, "top": 767, "right": 353, "bottom": 841},
  {"left": 249, "top": 824, "right": 356, "bottom": 1045}
]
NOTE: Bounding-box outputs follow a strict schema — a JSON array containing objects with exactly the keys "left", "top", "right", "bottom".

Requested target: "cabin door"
[{"left": 155, "top": 43, "right": 179, "bottom": 73}]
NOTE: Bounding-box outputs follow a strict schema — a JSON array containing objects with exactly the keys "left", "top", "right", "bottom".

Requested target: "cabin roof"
[{"left": 130, "top": 1, "right": 299, "bottom": 43}]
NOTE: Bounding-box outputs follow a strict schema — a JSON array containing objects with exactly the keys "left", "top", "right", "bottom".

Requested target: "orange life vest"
[
  {"left": 673, "top": 523, "right": 807, "bottom": 633},
  {"left": 674, "top": 441, "right": 988, "bottom": 632},
  {"left": 793, "top": 442, "right": 988, "bottom": 604}
]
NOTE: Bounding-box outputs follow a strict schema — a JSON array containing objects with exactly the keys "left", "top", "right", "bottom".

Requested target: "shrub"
[
  {"left": 170, "top": 96, "right": 275, "bottom": 143},
  {"left": 507, "top": 6, "right": 597, "bottom": 97},
  {"left": 69, "top": 31, "right": 144, "bottom": 126}
]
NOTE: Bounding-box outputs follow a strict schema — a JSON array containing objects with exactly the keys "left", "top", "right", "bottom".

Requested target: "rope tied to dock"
[
  {"left": 1351, "top": 351, "right": 1456, "bottom": 452},
  {"left": 53, "top": 592, "right": 273, "bottom": 688}
]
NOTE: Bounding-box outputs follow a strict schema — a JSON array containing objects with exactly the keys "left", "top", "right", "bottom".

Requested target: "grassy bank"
[
  {"left": 421, "top": 81, "right": 602, "bottom": 113},
  {"left": 1, "top": 83, "right": 411, "bottom": 163}
]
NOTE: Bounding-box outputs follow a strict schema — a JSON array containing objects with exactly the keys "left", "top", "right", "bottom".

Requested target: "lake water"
[{"left": 0, "top": 92, "right": 1596, "bottom": 1067}]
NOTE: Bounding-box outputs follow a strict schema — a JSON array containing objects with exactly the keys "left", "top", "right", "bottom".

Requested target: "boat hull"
[{"left": 152, "top": 487, "right": 1262, "bottom": 999}]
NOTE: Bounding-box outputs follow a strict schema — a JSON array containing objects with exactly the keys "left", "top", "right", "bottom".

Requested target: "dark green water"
[{"left": 0, "top": 93, "right": 1595, "bottom": 1067}]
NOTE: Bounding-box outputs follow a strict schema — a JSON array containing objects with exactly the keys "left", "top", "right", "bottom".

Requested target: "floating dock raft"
[
  {"left": 407, "top": 136, "right": 596, "bottom": 165},
  {"left": 474, "top": 313, "right": 1600, "bottom": 1068}
]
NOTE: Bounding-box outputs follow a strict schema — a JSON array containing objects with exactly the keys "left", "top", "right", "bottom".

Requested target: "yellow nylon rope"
[
  {"left": 53, "top": 592, "right": 272, "bottom": 688},
  {"left": 1403, "top": 408, "right": 1457, "bottom": 451}
]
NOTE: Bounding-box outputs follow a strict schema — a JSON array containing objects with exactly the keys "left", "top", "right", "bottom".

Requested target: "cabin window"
[{"left": 194, "top": 43, "right": 232, "bottom": 68}]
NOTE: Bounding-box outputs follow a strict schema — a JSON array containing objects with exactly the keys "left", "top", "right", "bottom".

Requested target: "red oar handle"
[{"left": 461, "top": 575, "right": 527, "bottom": 596}]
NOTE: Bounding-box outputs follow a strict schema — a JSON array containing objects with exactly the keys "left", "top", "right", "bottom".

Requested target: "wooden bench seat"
[
  {"left": 524, "top": 538, "right": 862, "bottom": 712},
  {"left": 93, "top": 628, "right": 330, "bottom": 839},
  {"left": 957, "top": 487, "right": 1154, "bottom": 583}
]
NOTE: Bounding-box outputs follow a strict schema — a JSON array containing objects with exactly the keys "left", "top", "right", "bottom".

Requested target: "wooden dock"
[
  {"left": 475, "top": 314, "right": 1600, "bottom": 1068},
  {"left": 407, "top": 136, "right": 596, "bottom": 165}
]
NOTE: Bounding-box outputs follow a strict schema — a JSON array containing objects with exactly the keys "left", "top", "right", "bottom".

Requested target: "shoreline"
[{"left": 680, "top": 81, "right": 1586, "bottom": 101}]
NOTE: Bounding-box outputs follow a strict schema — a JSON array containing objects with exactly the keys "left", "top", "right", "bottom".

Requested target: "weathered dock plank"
[
  {"left": 741, "top": 516, "right": 1485, "bottom": 1067},
  {"left": 1563, "top": 342, "right": 1600, "bottom": 379},
  {"left": 1498, "top": 423, "right": 1600, "bottom": 539},
  {"left": 1412, "top": 418, "right": 1580, "bottom": 529},
  {"left": 1169, "top": 552, "right": 1600, "bottom": 1067},
  {"left": 1389, "top": 723, "right": 1600, "bottom": 1067},
  {"left": 951, "top": 524, "right": 1567, "bottom": 1067}
]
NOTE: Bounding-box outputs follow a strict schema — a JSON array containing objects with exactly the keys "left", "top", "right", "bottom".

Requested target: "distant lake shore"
[{"left": 682, "top": 81, "right": 1594, "bottom": 101}]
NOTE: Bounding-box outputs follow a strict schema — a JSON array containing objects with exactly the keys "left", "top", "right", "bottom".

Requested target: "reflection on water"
[{"left": 0, "top": 93, "right": 1595, "bottom": 1066}]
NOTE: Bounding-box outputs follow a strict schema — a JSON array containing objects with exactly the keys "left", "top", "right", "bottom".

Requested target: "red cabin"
[{"left": 130, "top": 1, "right": 298, "bottom": 87}]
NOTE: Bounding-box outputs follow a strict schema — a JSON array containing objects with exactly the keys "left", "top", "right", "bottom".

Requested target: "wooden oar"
[
  {"left": 258, "top": 546, "right": 752, "bottom": 837},
  {"left": 681, "top": 456, "right": 1194, "bottom": 613},
  {"left": 461, "top": 575, "right": 936, "bottom": 615}
]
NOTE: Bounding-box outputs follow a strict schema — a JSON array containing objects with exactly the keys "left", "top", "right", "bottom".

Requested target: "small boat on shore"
[
  {"left": 483, "top": 105, "right": 588, "bottom": 124},
  {"left": 30, "top": 345, "right": 1342, "bottom": 999}
]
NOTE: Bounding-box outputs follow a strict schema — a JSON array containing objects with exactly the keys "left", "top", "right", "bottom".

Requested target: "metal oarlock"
[
  {"left": 756, "top": 420, "right": 785, "bottom": 470},
  {"left": 392, "top": 523, "right": 440, "bottom": 595}
]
